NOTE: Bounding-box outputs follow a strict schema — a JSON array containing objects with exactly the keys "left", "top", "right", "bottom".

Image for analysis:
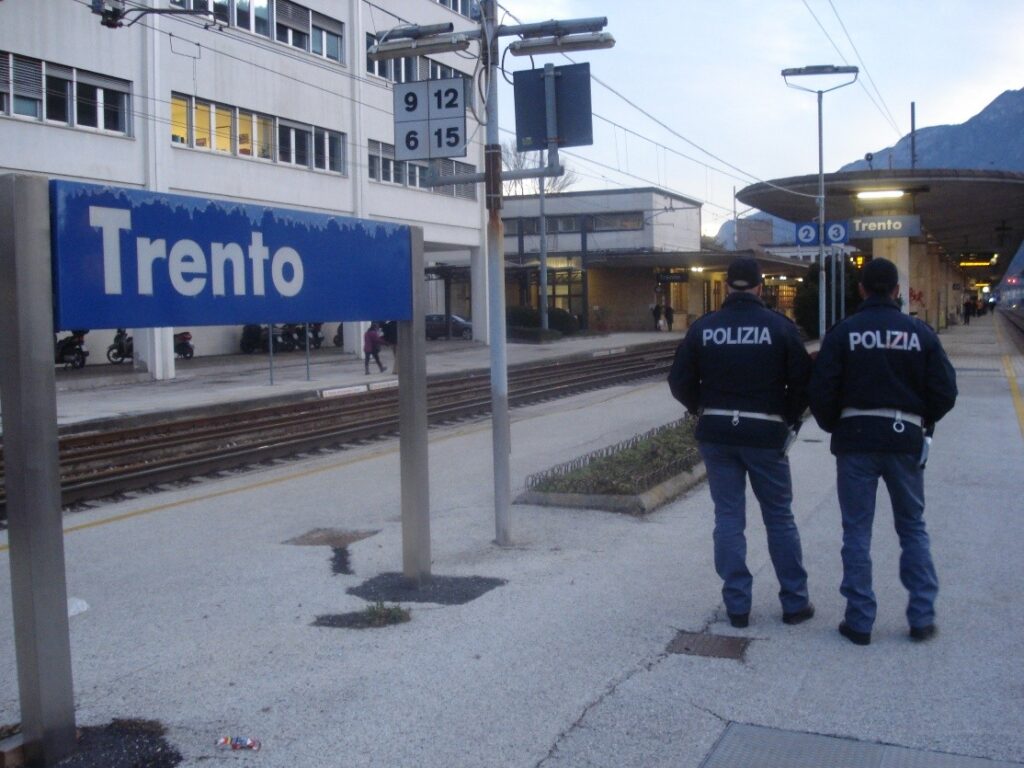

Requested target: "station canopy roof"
[{"left": 736, "top": 169, "right": 1024, "bottom": 285}]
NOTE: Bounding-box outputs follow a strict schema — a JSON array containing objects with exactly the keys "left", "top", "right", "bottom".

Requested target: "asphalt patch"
[
  {"left": 667, "top": 630, "right": 750, "bottom": 660},
  {"left": 347, "top": 573, "right": 507, "bottom": 605},
  {"left": 52, "top": 718, "right": 182, "bottom": 767}
]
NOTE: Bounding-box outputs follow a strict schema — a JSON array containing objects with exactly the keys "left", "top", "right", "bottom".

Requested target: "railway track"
[{"left": 0, "top": 341, "right": 678, "bottom": 512}]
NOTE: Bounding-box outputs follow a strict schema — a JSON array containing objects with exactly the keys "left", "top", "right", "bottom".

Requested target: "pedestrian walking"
[
  {"left": 664, "top": 305, "right": 675, "bottom": 332},
  {"left": 652, "top": 303, "right": 663, "bottom": 331},
  {"left": 668, "top": 257, "right": 814, "bottom": 629},
  {"left": 363, "top": 322, "right": 385, "bottom": 374},
  {"left": 808, "top": 258, "right": 957, "bottom": 646}
]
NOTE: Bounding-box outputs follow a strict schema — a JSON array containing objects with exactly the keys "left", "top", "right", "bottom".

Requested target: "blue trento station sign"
[{"left": 50, "top": 180, "right": 413, "bottom": 329}]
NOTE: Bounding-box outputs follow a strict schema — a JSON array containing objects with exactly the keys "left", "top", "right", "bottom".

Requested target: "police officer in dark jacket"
[
  {"left": 809, "top": 257, "right": 957, "bottom": 646},
  {"left": 669, "top": 257, "right": 814, "bottom": 629}
]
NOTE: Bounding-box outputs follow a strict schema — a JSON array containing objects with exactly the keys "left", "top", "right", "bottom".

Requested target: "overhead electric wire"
[
  {"left": 799, "top": 0, "right": 902, "bottom": 137},
  {"left": 825, "top": 0, "right": 902, "bottom": 136}
]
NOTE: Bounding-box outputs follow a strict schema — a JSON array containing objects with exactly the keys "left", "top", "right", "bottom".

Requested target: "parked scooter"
[
  {"left": 106, "top": 328, "right": 133, "bottom": 364},
  {"left": 174, "top": 330, "right": 194, "bottom": 359},
  {"left": 284, "top": 322, "right": 325, "bottom": 350},
  {"left": 55, "top": 329, "right": 89, "bottom": 369},
  {"left": 332, "top": 323, "right": 344, "bottom": 347},
  {"left": 239, "top": 324, "right": 289, "bottom": 353}
]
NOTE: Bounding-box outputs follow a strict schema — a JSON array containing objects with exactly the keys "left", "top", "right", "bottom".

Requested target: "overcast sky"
[{"left": 493, "top": 0, "right": 1024, "bottom": 235}]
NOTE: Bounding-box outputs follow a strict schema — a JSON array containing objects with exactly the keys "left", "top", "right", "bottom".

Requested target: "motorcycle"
[
  {"left": 332, "top": 322, "right": 344, "bottom": 348},
  {"left": 239, "top": 324, "right": 289, "bottom": 353},
  {"left": 55, "top": 329, "right": 89, "bottom": 369},
  {"left": 174, "top": 330, "right": 194, "bottom": 359},
  {"left": 106, "top": 328, "right": 133, "bottom": 364},
  {"left": 286, "top": 322, "right": 325, "bottom": 350}
]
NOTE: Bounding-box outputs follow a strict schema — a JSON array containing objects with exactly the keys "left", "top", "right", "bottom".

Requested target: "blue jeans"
[
  {"left": 836, "top": 453, "right": 938, "bottom": 633},
  {"left": 699, "top": 442, "right": 810, "bottom": 616}
]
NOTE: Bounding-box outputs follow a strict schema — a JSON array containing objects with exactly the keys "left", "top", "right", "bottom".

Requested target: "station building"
[
  {"left": 0, "top": 0, "right": 487, "bottom": 374},
  {"left": 501, "top": 187, "right": 810, "bottom": 331}
]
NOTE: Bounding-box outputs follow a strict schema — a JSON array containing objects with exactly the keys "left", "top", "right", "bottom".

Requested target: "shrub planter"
[
  {"left": 515, "top": 462, "right": 705, "bottom": 515},
  {"left": 515, "top": 419, "right": 705, "bottom": 515}
]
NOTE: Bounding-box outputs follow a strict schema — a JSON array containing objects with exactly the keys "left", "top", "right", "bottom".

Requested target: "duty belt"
[
  {"left": 702, "top": 408, "right": 785, "bottom": 426},
  {"left": 840, "top": 407, "right": 923, "bottom": 434}
]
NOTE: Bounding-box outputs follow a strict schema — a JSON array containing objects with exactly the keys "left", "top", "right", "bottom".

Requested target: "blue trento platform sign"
[{"left": 49, "top": 180, "right": 412, "bottom": 329}]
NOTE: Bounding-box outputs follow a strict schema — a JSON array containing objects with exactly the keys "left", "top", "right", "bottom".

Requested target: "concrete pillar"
[
  {"left": 874, "top": 237, "right": 911, "bottom": 314},
  {"left": 470, "top": 245, "right": 488, "bottom": 343},
  {"left": 687, "top": 275, "right": 704, "bottom": 326},
  {"left": 134, "top": 327, "right": 175, "bottom": 380}
]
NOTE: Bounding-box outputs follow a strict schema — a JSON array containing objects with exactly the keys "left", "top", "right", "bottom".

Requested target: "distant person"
[
  {"left": 664, "top": 305, "right": 675, "bottom": 332},
  {"left": 668, "top": 257, "right": 814, "bottom": 629},
  {"left": 652, "top": 303, "right": 663, "bottom": 331},
  {"left": 809, "top": 258, "right": 957, "bottom": 646},
  {"left": 962, "top": 298, "right": 973, "bottom": 325},
  {"left": 380, "top": 320, "right": 399, "bottom": 374},
  {"left": 363, "top": 322, "right": 385, "bottom": 375}
]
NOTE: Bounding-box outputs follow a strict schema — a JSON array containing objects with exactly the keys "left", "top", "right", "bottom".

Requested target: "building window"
[
  {"left": 311, "top": 13, "right": 344, "bottom": 63},
  {"left": 12, "top": 55, "right": 42, "bottom": 118},
  {"left": 278, "top": 123, "right": 311, "bottom": 166},
  {"left": 171, "top": 93, "right": 190, "bottom": 144},
  {"left": 213, "top": 103, "right": 233, "bottom": 152},
  {"left": 1, "top": 52, "right": 131, "bottom": 133},
  {"left": 194, "top": 99, "right": 212, "bottom": 148},
  {"left": 314, "top": 127, "right": 344, "bottom": 172},
  {"left": 238, "top": 109, "right": 273, "bottom": 158},
  {"left": 592, "top": 212, "right": 644, "bottom": 231},
  {"left": 366, "top": 34, "right": 392, "bottom": 79},
  {"left": 45, "top": 67, "right": 72, "bottom": 124},
  {"left": 437, "top": 0, "right": 474, "bottom": 16},
  {"left": 235, "top": 0, "right": 271, "bottom": 37}
]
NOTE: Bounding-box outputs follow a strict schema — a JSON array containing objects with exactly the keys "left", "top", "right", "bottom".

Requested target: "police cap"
[
  {"left": 726, "top": 257, "right": 763, "bottom": 289},
  {"left": 861, "top": 258, "right": 899, "bottom": 294}
]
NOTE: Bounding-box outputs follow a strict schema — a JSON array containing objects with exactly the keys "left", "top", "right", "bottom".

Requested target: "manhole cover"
[
  {"left": 284, "top": 528, "right": 379, "bottom": 547},
  {"left": 667, "top": 630, "right": 750, "bottom": 660}
]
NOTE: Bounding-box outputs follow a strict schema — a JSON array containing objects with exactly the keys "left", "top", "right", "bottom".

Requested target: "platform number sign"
[{"left": 394, "top": 78, "right": 468, "bottom": 161}]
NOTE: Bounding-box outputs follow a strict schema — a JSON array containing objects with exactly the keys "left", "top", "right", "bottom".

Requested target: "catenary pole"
[{"left": 482, "top": 0, "right": 513, "bottom": 546}]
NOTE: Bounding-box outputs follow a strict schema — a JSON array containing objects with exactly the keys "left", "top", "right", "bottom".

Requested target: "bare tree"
[{"left": 501, "top": 139, "right": 578, "bottom": 196}]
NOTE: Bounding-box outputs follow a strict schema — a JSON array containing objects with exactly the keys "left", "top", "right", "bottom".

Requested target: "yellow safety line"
[{"left": 1003, "top": 355, "right": 1024, "bottom": 442}]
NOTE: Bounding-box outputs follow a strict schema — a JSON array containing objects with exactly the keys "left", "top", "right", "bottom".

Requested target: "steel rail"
[{"left": 0, "top": 341, "right": 678, "bottom": 511}]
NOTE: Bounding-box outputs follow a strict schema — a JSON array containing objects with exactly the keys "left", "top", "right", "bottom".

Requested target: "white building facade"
[{"left": 0, "top": 0, "right": 487, "bottom": 373}]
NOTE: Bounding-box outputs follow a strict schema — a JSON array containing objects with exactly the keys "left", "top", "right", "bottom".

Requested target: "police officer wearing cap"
[
  {"left": 809, "top": 257, "right": 957, "bottom": 646},
  {"left": 669, "top": 257, "right": 814, "bottom": 629}
]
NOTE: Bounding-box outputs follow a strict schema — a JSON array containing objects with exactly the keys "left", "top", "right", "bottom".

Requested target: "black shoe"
[
  {"left": 909, "top": 624, "right": 937, "bottom": 642},
  {"left": 782, "top": 602, "right": 815, "bottom": 625},
  {"left": 728, "top": 612, "right": 749, "bottom": 628},
  {"left": 838, "top": 621, "right": 871, "bottom": 646}
]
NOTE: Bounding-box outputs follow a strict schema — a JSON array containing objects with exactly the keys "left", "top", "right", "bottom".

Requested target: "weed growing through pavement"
[{"left": 365, "top": 601, "right": 411, "bottom": 627}]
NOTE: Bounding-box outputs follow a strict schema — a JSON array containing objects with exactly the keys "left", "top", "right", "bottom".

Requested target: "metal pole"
[
  {"left": 304, "top": 322, "right": 311, "bottom": 381},
  {"left": 268, "top": 321, "right": 274, "bottom": 385},
  {"left": 816, "top": 89, "right": 826, "bottom": 340},
  {"left": 483, "top": 0, "right": 512, "bottom": 546},
  {"left": 399, "top": 227, "right": 431, "bottom": 583},
  {"left": 840, "top": 246, "right": 847, "bottom": 319},
  {"left": 538, "top": 150, "right": 548, "bottom": 330},
  {"left": 0, "top": 174, "right": 77, "bottom": 765},
  {"left": 830, "top": 244, "right": 837, "bottom": 327},
  {"left": 580, "top": 215, "right": 590, "bottom": 331}
]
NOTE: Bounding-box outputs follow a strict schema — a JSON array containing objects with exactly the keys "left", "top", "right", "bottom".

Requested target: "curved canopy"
[{"left": 737, "top": 169, "right": 1024, "bottom": 284}]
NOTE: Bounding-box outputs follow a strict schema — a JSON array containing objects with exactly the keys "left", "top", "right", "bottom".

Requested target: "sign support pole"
[
  {"left": 398, "top": 227, "right": 431, "bottom": 583},
  {"left": 0, "top": 174, "right": 77, "bottom": 765}
]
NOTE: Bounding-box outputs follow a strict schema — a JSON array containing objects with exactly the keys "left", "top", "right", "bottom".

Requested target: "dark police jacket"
[
  {"left": 808, "top": 296, "right": 957, "bottom": 455},
  {"left": 668, "top": 291, "right": 812, "bottom": 449}
]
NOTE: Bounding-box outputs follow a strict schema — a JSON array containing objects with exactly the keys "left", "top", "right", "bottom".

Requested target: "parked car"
[{"left": 426, "top": 314, "right": 472, "bottom": 340}]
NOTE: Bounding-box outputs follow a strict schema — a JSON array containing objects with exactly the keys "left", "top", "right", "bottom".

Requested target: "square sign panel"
[
  {"left": 513, "top": 63, "right": 593, "bottom": 152},
  {"left": 394, "top": 78, "right": 467, "bottom": 161}
]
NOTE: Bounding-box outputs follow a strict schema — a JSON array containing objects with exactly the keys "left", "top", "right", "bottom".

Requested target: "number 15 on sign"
[{"left": 394, "top": 79, "right": 468, "bottom": 161}]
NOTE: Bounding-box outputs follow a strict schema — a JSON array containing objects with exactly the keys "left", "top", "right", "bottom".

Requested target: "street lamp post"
[
  {"left": 781, "top": 65, "right": 858, "bottom": 338},
  {"left": 369, "top": 4, "right": 613, "bottom": 547}
]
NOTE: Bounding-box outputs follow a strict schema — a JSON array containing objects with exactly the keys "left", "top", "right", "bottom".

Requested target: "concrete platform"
[{"left": 1, "top": 314, "right": 1023, "bottom": 767}]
